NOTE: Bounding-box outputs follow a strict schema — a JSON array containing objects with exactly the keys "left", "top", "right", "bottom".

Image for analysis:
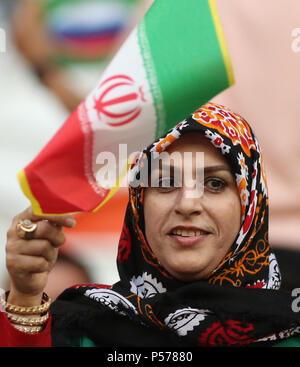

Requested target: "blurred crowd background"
[{"left": 0, "top": 0, "right": 299, "bottom": 299}]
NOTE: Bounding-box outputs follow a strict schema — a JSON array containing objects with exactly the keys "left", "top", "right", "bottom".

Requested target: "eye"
[
  {"left": 152, "top": 177, "right": 180, "bottom": 192},
  {"left": 205, "top": 178, "right": 227, "bottom": 192},
  {"left": 160, "top": 177, "right": 176, "bottom": 189}
]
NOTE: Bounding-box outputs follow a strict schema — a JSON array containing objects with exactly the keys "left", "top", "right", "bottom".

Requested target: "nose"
[{"left": 174, "top": 184, "right": 204, "bottom": 217}]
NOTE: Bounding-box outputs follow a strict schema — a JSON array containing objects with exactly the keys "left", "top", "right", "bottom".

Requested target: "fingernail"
[{"left": 66, "top": 217, "right": 76, "bottom": 228}]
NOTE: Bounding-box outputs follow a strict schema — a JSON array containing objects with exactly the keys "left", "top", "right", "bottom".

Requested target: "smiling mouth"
[
  {"left": 168, "top": 228, "right": 210, "bottom": 248},
  {"left": 170, "top": 228, "right": 210, "bottom": 237}
]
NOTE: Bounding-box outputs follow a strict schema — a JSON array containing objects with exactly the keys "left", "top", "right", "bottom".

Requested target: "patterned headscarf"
[
  {"left": 125, "top": 102, "right": 280, "bottom": 290},
  {"left": 52, "top": 103, "right": 300, "bottom": 347}
]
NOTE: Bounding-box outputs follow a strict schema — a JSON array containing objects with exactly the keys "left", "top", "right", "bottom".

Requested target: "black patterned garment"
[{"left": 51, "top": 103, "right": 300, "bottom": 347}]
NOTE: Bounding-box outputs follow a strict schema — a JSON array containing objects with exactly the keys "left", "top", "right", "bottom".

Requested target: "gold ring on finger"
[{"left": 16, "top": 219, "right": 38, "bottom": 240}]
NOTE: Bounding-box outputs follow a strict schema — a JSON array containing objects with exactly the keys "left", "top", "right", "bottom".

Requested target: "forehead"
[{"left": 164, "top": 131, "right": 230, "bottom": 168}]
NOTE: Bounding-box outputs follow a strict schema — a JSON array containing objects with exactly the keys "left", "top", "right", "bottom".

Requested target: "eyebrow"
[
  {"left": 203, "top": 165, "right": 231, "bottom": 174},
  {"left": 158, "top": 163, "right": 231, "bottom": 174}
]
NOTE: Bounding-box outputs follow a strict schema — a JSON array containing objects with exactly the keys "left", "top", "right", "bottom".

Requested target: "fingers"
[
  {"left": 28, "top": 220, "right": 66, "bottom": 247},
  {"left": 8, "top": 219, "right": 65, "bottom": 248},
  {"left": 8, "top": 206, "right": 75, "bottom": 247},
  {"left": 8, "top": 239, "right": 58, "bottom": 264},
  {"left": 7, "top": 252, "right": 53, "bottom": 274},
  {"left": 14, "top": 206, "right": 76, "bottom": 229}
]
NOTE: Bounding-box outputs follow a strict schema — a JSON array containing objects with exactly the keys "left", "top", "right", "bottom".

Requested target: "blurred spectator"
[{"left": 12, "top": 0, "right": 153, "bottom": 111}]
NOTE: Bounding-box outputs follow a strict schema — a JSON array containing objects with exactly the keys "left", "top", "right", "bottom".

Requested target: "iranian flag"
[{"left": 18, "top": 0, "right": 234, "bottom": 215}]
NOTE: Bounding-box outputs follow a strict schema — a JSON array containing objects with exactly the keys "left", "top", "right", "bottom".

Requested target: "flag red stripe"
[{"left": 24, "top": 108, "right": 108, "bottom": 214}]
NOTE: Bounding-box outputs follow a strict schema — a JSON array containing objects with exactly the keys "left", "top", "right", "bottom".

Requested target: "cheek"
[
  {"left": 144, "top": 191, "right": 173, "bottom": 227},
  {"left": 143, "top": 192, "right": 156, "bottom": 233},
  {"left": 208, "top": 193, "right": 241, "bottom": 242},
  {"left": 144, "top": 206, "right": 156, "bottom": 244},
  {"left": 221, "top": 197, "right": 242, "bottom": 240},
  {"left": 143, "top": 191, "right": 174, "bottom": 251},
  {"left": 143, "top": 191, "right": 162, "bottom": 244}
]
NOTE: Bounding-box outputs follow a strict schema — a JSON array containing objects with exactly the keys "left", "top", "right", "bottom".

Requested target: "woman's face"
[{"left": 143, "top": 132, "right": 241, "bottom": 281}]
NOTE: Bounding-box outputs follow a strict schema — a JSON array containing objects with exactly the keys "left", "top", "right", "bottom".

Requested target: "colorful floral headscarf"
[
  {"left": 126, "top": 102, "right": 280, "bottom": 290},
  {"left": 51, "top": 103, "right": 300, "bottom": 347}
]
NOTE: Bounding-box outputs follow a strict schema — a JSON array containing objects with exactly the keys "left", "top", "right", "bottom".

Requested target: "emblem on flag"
[{"left": 86, "top": 74, "right": 146, "bottom": 127}]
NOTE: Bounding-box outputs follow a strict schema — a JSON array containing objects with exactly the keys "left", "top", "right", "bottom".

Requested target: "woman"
[{"left": 2, "top": 102, "right": 300, "bottom": 347}]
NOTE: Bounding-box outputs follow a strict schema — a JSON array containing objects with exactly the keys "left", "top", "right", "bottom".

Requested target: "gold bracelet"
[
  {"left": 4, "top": 292, "right": 51, "bottom": 315},
  {"left": 6, "top": 311, "right": 49, "bottom": 326},
  {"left": 12, "top": 323, "right": 43, "bottom": 334}
]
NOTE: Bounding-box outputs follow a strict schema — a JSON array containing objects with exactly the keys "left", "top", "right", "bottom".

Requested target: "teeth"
[{"left": 172, "top": 229, "right": 207, "bottom": 237}]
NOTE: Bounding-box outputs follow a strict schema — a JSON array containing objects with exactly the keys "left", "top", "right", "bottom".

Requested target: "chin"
[
  {"left": 168, "top": 257, "right": 209, "bottom": 279},
  {"left": 170, "top": 268, "right": 208, "bottom": 282}
]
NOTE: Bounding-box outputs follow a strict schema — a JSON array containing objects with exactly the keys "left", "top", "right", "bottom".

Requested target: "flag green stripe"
[
  {"left": 137, "top": 19, "right": 166, "bottom": 138},
  {"left": 139, "top": 0, "right": 232, "bottom": 139}
]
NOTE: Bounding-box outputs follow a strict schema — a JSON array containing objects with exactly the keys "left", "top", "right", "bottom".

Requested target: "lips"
[
  {"left": 168, "top": 226, "right": 211, "bottom": 247},
  {"left": 169, "top": 226, "right": 210, "bottom": 237},
  {"left": 171, "top": 228, "right": 209, "bottom": 237}
]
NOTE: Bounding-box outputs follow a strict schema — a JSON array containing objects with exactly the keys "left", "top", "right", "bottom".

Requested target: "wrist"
[
  {"left": 3, "top": 290, "right": 51, "bottom": 334},
  {"left": 7, "top": 288, "right": 43, "bottom": 308}
]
